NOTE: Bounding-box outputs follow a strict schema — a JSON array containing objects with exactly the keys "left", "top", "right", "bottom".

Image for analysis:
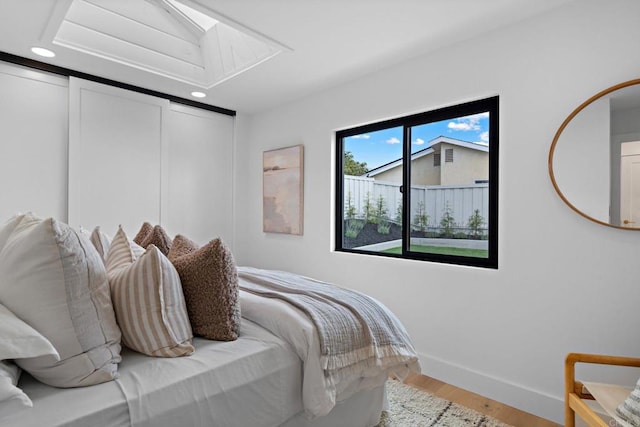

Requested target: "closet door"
[
  {"left": 68, "top": 77, "right": 168, "bottom": 236},
  {"left": 0, "top": 63, "right": 68, "bottom": 222},
  {"left": 166, "top": 104, "right": 234, "bottom": 247}
]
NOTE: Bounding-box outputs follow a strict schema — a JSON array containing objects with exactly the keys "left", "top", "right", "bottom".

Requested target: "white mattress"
[{"left": 8, "top": 320, "right": 385, "bottom": 427}]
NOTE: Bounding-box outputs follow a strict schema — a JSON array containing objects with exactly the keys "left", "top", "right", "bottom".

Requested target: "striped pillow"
[
  {"left": 106, "top": 227, "right": 194, "bottom": 357},
  {"left": 617, "top": 378, "right": 640, "bottom": 427}
]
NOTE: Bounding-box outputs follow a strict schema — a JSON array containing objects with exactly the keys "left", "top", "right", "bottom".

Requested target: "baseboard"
[{"left": 418, "top": 352, "right": 564, "bottom": 424}]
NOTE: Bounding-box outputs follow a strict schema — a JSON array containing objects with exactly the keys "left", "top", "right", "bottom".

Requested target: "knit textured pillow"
[
  {"left": 132, "top": 222, "right": 153, "bottom": 245},
  {"left": 139, "top": 225, "right": 172, "bottom": 255},
  {"left": 168, "top": 234, "right": 199, "bottom": 260},
  {"left": 107, "top": 227, "right": 194, "bottom": 357},
  {"left": 168, "top": 236, "right": 240, "bottom": 341}
]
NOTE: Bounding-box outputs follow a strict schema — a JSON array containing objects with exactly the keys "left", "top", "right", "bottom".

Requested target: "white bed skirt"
[{"left": 281, "top": 384, "right": 387, "bottom": 427}]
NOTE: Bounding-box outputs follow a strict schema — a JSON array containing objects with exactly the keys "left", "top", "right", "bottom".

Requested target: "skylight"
[
  {"left": 165, "top": 0, "right": 218, "bottom": 31},
  {"left": 45, "top": 0, "right": 289, "bottom": 88}
]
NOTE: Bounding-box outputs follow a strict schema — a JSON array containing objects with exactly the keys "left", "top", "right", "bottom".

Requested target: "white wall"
[
  {"left": 0, "top": 63, "right": 68, "bottom": 222},
  {"left": 234, "top": 0, "right": 640, "bottom": 423}
]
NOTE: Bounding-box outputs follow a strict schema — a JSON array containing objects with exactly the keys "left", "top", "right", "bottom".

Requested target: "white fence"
[{"left": 343, "top": 175, "right": 489, "bottom": 230}]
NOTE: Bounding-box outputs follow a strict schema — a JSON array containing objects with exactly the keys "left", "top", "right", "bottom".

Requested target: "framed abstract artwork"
[{"left": 263, "top": 144, "right": 304, "bottom": 235}]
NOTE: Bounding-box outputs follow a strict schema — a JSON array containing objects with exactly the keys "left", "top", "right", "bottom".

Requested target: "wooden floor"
[{"left": 403, "top": 372, "right": 561, "bottom": 427}]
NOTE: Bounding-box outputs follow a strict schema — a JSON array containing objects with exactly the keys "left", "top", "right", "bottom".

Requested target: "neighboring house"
[{"left": 363, "top": 136, "right": 489, "bottom": 186}]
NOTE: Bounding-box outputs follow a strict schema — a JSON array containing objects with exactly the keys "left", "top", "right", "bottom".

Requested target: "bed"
[
  {"left": 7, "top": 320, "right": 387, "bottom": 427},
  {"left": 0, "top": 215, "right": 420, "bottom": 426}
]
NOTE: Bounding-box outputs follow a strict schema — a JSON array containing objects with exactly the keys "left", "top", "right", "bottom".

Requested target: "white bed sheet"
[
  {"left": 11, "top": 371, "right": 129, "bottom": 427},
  {"left": 117, "top": 320, "right": 302, "bottom": 427},
  {"left": 8, "top": 318, "right": 386, "bottom": 427},
  {"left": 10, "top": 320, "right": 303, "bottom": 427}
]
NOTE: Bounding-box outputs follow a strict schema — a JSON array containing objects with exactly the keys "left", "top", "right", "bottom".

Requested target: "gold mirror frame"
[{"left": 548, "top": 78, "right": 640, "bottom": 230}]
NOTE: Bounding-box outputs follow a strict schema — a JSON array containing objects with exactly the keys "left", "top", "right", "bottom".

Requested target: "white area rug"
[{"left": 376, "top": 379, "right": 513, "bottom": 427}]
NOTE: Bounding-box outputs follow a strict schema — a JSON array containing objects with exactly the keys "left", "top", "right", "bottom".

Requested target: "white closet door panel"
[
  {"left": 0, "top": 63, "right": 68, "bottom": 223},
  {"left": 69, "top": 77, "right": 168, "bottom": 236},
  {"left": 166, "top": 104, "right": 234, "bottom": 247}
]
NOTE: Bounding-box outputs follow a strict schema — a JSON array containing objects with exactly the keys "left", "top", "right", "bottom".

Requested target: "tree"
[
  {"left": 374, "top": 194, "right": 388, "bottom": 225},
  {"left": 439, "top": 202, "right": 456, "bottom": 238},
  {"left": 412, "top": 201, "right": 429, "bottom": 233},
  {"left": 343, "top": 151, "right": 368, "bottom": 176},
  {"left": 467, "top": 209, "right": 485, "bottom": 239},
  {"left": 363, "top": 192, "right": 377, "bottom": 224},
  {"left": 345, "top": 190, "right": 357, "bottom": 220}
]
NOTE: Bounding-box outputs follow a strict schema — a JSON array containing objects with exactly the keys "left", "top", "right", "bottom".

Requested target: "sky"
[{"left": 344, "top": 112, "right": 490, "bottom": 171}]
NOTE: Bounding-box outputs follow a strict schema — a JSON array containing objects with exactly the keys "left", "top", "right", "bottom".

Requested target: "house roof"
[{"left": 364, "top": 136, "right": 488, "bottom": 178}]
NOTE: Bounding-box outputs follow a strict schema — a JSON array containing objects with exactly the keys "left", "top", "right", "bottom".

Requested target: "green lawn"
[{"left": 382, "top": 244, "right": 487, "bottom": 258}]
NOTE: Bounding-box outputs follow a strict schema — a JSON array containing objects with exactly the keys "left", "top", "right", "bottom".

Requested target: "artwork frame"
[{"left": 263, "top": 144, "right": 304, "bottom": 235}]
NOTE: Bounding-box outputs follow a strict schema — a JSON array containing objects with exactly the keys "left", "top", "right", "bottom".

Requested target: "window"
[
  {"left": 335, "top": 96, "right": 498, "bottom": 268},
  {"left": 445, "top": 148, "right": 454, "bottom": 163}
]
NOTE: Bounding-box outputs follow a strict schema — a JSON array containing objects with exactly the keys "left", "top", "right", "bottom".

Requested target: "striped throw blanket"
[{"left": 238, "top": 267, "right": 420, "bottom": 383}]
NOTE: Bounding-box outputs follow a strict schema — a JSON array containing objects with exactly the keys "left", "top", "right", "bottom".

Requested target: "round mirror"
[{"left": 549, "top": 78, "right": 640, "bottom": 229}]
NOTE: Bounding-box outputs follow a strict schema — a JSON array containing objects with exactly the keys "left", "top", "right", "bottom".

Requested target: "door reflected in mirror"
[
  {"left": 620, "top": 141, "right": 640, "bottom": 227},
  {"left": 549, "top": 79, "right": 640, "bottom": 229}
]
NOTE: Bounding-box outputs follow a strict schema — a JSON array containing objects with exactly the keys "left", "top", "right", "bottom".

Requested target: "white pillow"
[
  {"left": 0, "top": 213, "right": 27, "bottom": 253},
  {"left": 90, "top": 226, "right": 111, "bottom": 263},
  {"left": 0, "top": 361, "right": 30, "bottom": 419},
  {"left": 107, "top": 227, "right": 194, "bottom": 357},
  {"left": 0, "top": 304, "right": 58, "bottom": 419},
  {"left": 0, "top": 215, "right": 122, "bottom": 388},
  {"left": 0, "top": 303, "right": 58, "bottom": 361}
]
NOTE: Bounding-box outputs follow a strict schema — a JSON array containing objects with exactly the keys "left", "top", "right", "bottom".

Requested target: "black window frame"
[{"left": 335, "top": 96, "right": 499, "bottom": 269}]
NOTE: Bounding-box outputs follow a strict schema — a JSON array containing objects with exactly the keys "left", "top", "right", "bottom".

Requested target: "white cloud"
[
  {"left": 447, "top": 112, "right": 489, "bottom": 132},
  {"left": 448, "top": 121, "right": 477, "bottom": 131},
  {"left": 386, "top": 137, "right": 401, "bottom": 144},
  {"left": 413, "top": 138, "right": 425, "bottom": 145},
  {"left": 467, "top": 112, "right": 490, "bottom": 120},
  {"left": 479, "top": 131, "right": 489, "bottom": 142},
  {"left": 350, "top": 134, "right": 370, "bottom": 139}
]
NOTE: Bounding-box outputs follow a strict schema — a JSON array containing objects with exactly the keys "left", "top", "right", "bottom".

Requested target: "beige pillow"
[
  {"left": 168, "top": 235, "right": 240, "bottom": 341},
  {"left": 0, "top": 214, "right": 121, "bottom": 388},
  {"left": 132, "top": 222, "right": 153, "bottom": 245},
  {"left": 107, "top": 227, "right": 194, "bottom": 357},
  {"left": 139, "top": 225, "right": 172, "bottom": 256}
]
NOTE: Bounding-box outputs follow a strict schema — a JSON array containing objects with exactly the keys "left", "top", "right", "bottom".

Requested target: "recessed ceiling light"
[
  {"left": 191, "top": 91, "right": 206, "bottom": 98},
  {"left": 31, "top": 47, "right": 56, "bottom": 58}
]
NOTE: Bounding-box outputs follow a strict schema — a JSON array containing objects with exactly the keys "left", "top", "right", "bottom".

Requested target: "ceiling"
[{"left": 0, "top": 0, "right": 574, "bottom": 114}]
